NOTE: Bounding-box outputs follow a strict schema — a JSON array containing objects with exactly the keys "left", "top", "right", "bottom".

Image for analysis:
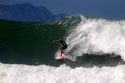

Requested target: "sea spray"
[{"left": 65, "top": 16, "right": 125, "bottom": 61}]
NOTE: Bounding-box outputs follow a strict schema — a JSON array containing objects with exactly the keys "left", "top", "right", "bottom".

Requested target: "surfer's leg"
[{"left": 60, "top": 47, "right": 63, "bottom": 56}]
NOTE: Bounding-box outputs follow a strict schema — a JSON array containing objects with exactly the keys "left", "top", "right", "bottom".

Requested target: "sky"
[{"left": 0, "top": 0, "right": 125, "bottom": 19}]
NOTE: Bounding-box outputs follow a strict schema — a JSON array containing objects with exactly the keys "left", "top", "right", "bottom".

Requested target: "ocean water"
[{"left": 0, "top": 15, "right": 125, "bottom": 83}]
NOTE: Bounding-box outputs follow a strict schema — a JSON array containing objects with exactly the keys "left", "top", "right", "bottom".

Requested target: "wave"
[
  {"left": 0, "top": 14, "right": 125, "bottom": 67},
  {"left": 0, "top": 63, "right": 125, "bottom": 83},
  {"left": 0, "top": 15, "right": 125, "bottom": 83},
  {"left": 64, "top": 16, "right": 125, "bottom": 62}
]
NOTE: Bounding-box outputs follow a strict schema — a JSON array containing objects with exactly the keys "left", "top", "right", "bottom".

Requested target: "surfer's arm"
[{"left": 53, "top": 40, "right": 60, "bottom": 42}]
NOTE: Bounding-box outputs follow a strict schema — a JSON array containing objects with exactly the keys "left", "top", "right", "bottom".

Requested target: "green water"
[{"left": 0, "top": 15, "right": 81, "bottom": 65}]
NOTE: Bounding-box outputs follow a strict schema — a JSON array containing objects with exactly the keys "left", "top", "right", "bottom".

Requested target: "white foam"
[
  {"left": 64, "top": 16, "right": 125, "bottom": 61},
  {"left": 0, "top": 63, "right": 125, "bottom": 83}
]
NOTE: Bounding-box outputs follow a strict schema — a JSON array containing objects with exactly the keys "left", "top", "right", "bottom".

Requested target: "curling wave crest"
[{"left": 65, "top": 16, "right": 125, "bottom": 61}]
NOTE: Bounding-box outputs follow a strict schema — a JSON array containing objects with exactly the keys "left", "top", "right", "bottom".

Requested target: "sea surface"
[{"left": 0, "top": 15, "right": 125, "bottom": 83}]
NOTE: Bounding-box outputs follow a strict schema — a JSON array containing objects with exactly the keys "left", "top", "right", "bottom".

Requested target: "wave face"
[
  {"left": 0, "top": 16, "right": 81, "bottom": 65},
  {"left": 65, "top": 16, "right": 125, "bottom": 62}
]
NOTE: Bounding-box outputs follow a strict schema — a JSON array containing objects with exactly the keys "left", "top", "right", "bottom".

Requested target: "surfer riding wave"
[{"left": 53, "top": 38, "right": 67, "bottom": 56}]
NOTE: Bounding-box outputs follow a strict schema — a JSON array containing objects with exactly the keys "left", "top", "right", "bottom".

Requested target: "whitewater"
[
  {"left": 65, "top": 16, "right": 125, "bottom": 61},
  {"left": 1, "top": 15, "right": 125, "bottom": 83},
  {"left": 0, "top": 63, "right": 125, "bottom": 83}
]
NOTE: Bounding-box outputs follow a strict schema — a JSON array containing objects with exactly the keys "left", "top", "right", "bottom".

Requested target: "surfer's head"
[{"left": 59, "top": 38, "right": 62, "bottom": 41}]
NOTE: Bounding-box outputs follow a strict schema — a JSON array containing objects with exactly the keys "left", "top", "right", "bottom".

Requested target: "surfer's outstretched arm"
[
  {"left": 52, "top": 38, "right": 61, "bottom": 42},
  {"left": 53, "top": 40, "right": 60, "bottom": 42}
]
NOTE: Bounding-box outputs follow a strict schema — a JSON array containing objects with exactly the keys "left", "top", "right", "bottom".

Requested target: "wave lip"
[{"left": 65, "top": 16, "right": 125, "bottom": 62}]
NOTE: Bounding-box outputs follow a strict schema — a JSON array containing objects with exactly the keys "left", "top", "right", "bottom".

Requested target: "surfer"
[{"left": 53, "top": 38, "right": 67, "bottom": 56}]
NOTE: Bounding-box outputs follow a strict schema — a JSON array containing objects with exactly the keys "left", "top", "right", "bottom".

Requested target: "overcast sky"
[{"left": 1, "top": 0, "right": 125, "bottom": 19}]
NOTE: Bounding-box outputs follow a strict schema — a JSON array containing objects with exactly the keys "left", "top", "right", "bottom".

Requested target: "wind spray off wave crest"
[{"left": 65, "top": 16, "right": 125, "bottom": 61}]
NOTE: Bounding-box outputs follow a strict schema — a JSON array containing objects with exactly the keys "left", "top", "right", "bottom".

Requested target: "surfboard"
[{"left": 56, "top": 53, "right": 66, "bottom": 60}]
